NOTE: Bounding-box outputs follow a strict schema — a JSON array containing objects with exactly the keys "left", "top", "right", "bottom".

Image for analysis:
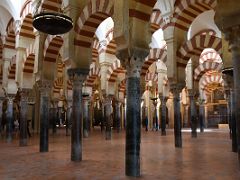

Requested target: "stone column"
[
  {"left": 199, "top": 104, "right": 205, "bottom": 133},
  {"left": 37, "top": 80, "right": 52, "bottom": 152},
  {"left": 19, "top": 89, "right": 30, "bottom": 146},
  {"left": 188, "top": 90, "right": 197, "bottom": 138},
  {"left": 83, "top": 95, "right": 90, "bottom": 138},
  {"left": 0, "top": 98, "right": 4, "bottom": 138},
  {"left": 171, "top": 84, "right": 182, "bottom": 148},
  {"left": 159, "top": 95, "right": 167, "bottom": 136},
  {"left": 230, "top": 89, "right": 237, "bottom": 152},
  {"left": 67, "top": 68, "right": 88, "bottom": 161},
  {"left": 115, "top": 100, "right": 121, "bottom": 133},
  {"left": 117, "top": 48, "right": 147, "bottom": 177},
  {"left": 66, "top": 100, "right": 72, "bottom": 136},
  {"left": 225, "top": 28, "right": 240, "bottom": 157},
  {"left": 6, "top": 95, "right": 15, "bottom": 143},
  {"left": 103, "top": 95, "right": 112, "bottom": 140},
  {"left": 52, "top": 100, "right": 58, "bottom": 134}
]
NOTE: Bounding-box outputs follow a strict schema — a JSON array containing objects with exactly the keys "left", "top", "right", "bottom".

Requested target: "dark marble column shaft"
[
  {"left": 104, "top": 96, "right": 112, "bottom": 140},
  {"left": 115, "top": 101, "right": 121, "bottom": 132},
  {"left": 68, "top": 68, "right": 88, "bottom": 161},
  {"left": 160, "top": 95, "right": 167, "bottom": 136},
  {"left": 189, "top": 91, "right": 197, "bottom": 138},
  {"left": 230, "top": 40, "right": 240, "bottom": 157},
  {"left": 171, "top": 85, "right": 182, "bottom": 148},
  {"left": 126, "top": 76, "right": 141, "bottom": 176},
  {"left": 38, "top": 81, "right": 51, "bottom": 152},
  {"left": 230, "top": 89, "right": 237, "bottom": 152},
  {"left": 83, "top": 96, "right": 90, "bottom": 138},
  {"left": 19, "top": 89, "right": 30, "bottom": 146},
  {"left": 0, "top": 98, "right": 3, "bottom": 138},
  {"left": 199, "top": 105, "right": 205, "bottom": 133},
  {"left": 117, "top": 48, "right": 147, "bottom": 177},
  {"left": 6, "top": 95, "right": 14, "bottom": 143}
]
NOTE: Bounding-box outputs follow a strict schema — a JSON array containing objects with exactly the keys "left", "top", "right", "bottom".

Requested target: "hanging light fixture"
[{"left": 32, "top": 0, "right": 73, "bottom": 35}]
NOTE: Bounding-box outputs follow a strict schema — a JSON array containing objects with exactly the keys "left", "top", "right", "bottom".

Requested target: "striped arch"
[
  {"left": 56, "top": 62, "right": 65, "bottom": 77},
  {"left": 194, "top": 62, "right": 223, "bottom": 81},
  {"left": 177, "top": 34, "right": 222, "bottom": 64},
  {"left": 150, "top": 10, "right": 163, "bottom": 33},
  {"left": 44, "top": 35, "right": 64, "bottom": 62},
  {"left": 53, "top": 77, "right": 63, "bottom": 94},
  {"left": 67, "top": 80, "right": 72, "bottom": 90},
  {"left": 170, "top": 0, "right": 217, "bottom": 31},
  {"left": 98, "top": 29, "right": 115, "bottom": 54},
  {"left": 0, "top": 45, "right": 2, "bottom": 60},
  {"left": 199, "top": 73, "right": 224, "bottom": 91},
  {"left": 85, "top": 63, "right": 100, "bottom": 87},
  {"left": 20, "top": 0, "right": 34, "bottom": 39},
  {"left": 92, "top": 38, "right": 100, "bottom": 63},
  {"left": 141, "top": 48, "right": 167, "bottom": 76},
  {"left": 40, "top": 0, "right": 62, "bottom": 12},
  {"left": 145, "top": 73, "right": 157, "bottom": 82},
  {"left": 74, "top": 0, "right": 114, "bottom": 48},
  {"left": 23, "top": 44, "right": 35, "bottom": 73},
  {"left": 199, "top": 50, "right": 222, "bottom": 63},
  {"left": 8, "top": 55, "right": 16, "bottom": 79},
  {"left": 107, "top": 60, "right": 126, "bottom": 82},
  {"left": 119, "top": 79, "right": 126, "bottom": 93},
  {"left": 4, "top": 18, "right": 15, "bottom": 49},
  {"left": 0, "top": 64, "right": 2, "bottom": 84}
]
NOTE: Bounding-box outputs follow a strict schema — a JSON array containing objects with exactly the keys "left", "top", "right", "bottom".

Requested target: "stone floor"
[{"left": 0, "top": 128, "right": 239, "bottom": 180}]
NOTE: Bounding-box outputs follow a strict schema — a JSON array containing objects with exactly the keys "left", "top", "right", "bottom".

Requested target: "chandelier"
[{"left": 32, "top": 0, "right": 73, "bottom": 35}]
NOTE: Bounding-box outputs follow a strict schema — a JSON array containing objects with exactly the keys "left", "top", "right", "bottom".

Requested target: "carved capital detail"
[
  {"left": 224, "top": 26, "right": 240, "bottom": 50},
  {"left": 67, "top": 68, "right": 88, "bottom": 84},
  {"left": 117, "top": 48, "right": 148, "bottom": 78},
  {"left": 170, "top": 83, "right": 184, "bottom": 97},
  {"left": 20, "top": 88, "right": 31, "bottom": 102},
  {"left": 36, "top": 80, "right": 52, "bottom": 96}
]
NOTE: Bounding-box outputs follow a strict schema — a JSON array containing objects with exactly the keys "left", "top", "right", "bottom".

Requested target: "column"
[
  {"left": 83, "top": 95, "right": 90, "bottom": 138},
  {"left": 67, "top": 68, "right": 88, "bottom": 161},
  {"left": 37, "top": 80, "right": 52, "bottom": 152},
  {"left": 103, "top": 95, "right": 112, "bottom": 140},
  {"left": 115, "top": 100, "right": 121, "bottom": 133},
  {"left": 199, "top": 105, "right": 205, "bottom": 133},
  {"left": 118, "top": 49, "right": 146, "bottom": 177},
  {"left": 226, "top": 28, "right": 240, "bottom": 157},
  {"left": 159, "top": 95, "right": 167, "bottom": 136},
  {"left": 0, "top": 98, "right": 4, "bottom": 138},
  {"left": 171, "top": 84, "right": 182, "bottom": 148},
  {"left": 19, "top": 89, "right": 30, "bottom": 146},
  {"left": 6, "top": 95, "right": 14, "bottom": 143},
  {"left": 230, "top": 89, "right": 237, "bottom": 152},
  {"left": 66, "top": 100, "right": 72, "bottom": 136},
  {"left": 52, "top": 100, "right": 58, "bottom": 134},
  {"left": 188, "top": 90, "right": 197, "bottom": 138}
]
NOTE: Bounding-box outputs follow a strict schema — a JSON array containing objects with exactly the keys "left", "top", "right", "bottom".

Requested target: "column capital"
[
  {"left": 36, "top": 80, "right": 52, "bottom": 96},
  {"left": 20, "top": 88, "right": 31, "bottom": 102},
  {"left": 169, "top": 83, "right": 184, "bottom": 97},
  {"left": 116, "top": 47, "right": 148, "bottom": 78},
  {"left": 224, "top": 26, "right": 240, "bottom": 50},
  {"left": 67, "top": 68, "right": 88, "bottom": 82}
]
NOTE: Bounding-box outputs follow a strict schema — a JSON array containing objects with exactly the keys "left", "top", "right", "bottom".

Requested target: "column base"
[
  {"left": 83, "top": 130, "right": 89, "bottom": 138},
  {"left": 191, "top": 131, "right": 197, "bottom": 138},
  {"left": 175, "top": 137, "right": 182, "bottom": 148},
  {"left": 20, "top": 139, "right": 27, "bottom": 146},
  {"left": 105, "top": 130, "right": 111, "bottom": 140},
  {"left": 161, "top": 130, "right": 166, "bottom": 136},
  {"left": 6, "top": 135, "right": 12, "bottom": 143},
  {"left": 125, "top": 154, "right": 140, "bottom": 177}
]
